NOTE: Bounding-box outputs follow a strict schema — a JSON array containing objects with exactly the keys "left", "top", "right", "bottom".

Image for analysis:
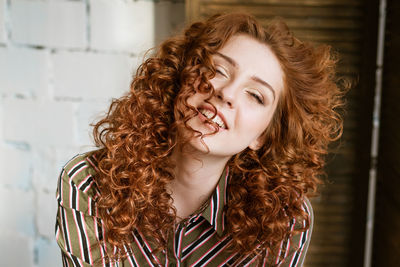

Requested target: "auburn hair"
[{"left": 92, "top": 12, "right": 345, "bottom": 264}]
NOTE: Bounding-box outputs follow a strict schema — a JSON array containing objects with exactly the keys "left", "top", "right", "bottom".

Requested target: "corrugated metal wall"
[
  {"left": 373, "top": 0, "right": 400, "bottom": 265},
  {"left": 186, "top": 1, "right": 379, "bottom": 266}
]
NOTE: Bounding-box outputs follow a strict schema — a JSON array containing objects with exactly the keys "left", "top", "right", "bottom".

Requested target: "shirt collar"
[{"left": 200, "top": 166, "right": 230, "bottom": 237}]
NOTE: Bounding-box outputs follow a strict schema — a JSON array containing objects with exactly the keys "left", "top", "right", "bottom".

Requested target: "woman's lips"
[{"left": 197, "top": 104, "right": 228, "bottom": 130}]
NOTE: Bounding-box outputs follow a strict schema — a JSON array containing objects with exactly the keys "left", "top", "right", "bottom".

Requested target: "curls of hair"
[{"left": 92, "top": 12, "right": 346, "bottom": 263}]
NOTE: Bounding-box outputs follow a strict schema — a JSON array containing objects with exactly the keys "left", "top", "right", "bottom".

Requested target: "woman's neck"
[{"left": 168, "top": 147, "right": 230, "bottom": 220}]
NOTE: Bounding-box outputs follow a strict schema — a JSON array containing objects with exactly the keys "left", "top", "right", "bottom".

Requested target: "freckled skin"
[{"left": 186, "top": 34, "right": 285, "bottom": 158}]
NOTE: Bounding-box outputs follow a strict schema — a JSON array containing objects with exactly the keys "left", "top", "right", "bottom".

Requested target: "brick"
[
  {"left": 2, "top": 98, "right": 75, "bottom": 146},
  {"left": 53, "top": 51, "right": 134, "bottom": 99},
  {"left": 0, "top": 187, "right": 35, "bottom": 236},
  {"left": 0, "top": 0, "right": 6, "bottom": 44},
  {"left": 0, "top": 47, "right": 49, "bottom": 96},
  {"left": 90, "top": 0, "right": 154, "bottom": 53},
  {"left": 10, "top": 0, "right": 86, "bottom": 48},
  {"left": 0, "top": 232, "right": 34, "bottom": 267},
  {"left": 0, "top": 98, "right": 3, "bottom": 141},
  {"left": 36, "top": 190, "right": 58, "bottom": 238},
  {"left": 0, "top": 145, "right": 32, "bottom": 189},
  {"left": 76, "top": 100, "right": 110, "bottom": 146},
  {"left": 32, "top": 146, "right": 80, "bottom": 193},
  {"left": 36, "top": 238, "right": 62, "bottom": 267}
]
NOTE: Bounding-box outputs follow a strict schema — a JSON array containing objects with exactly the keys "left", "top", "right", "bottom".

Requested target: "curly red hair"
[{"left": 92, "top": 13, "right": 345, "bottom": 264}]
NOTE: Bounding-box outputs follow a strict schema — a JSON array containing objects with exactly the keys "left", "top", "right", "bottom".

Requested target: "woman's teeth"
[{"left": 199, "top": 109, "right": 226, "bottom": 129}]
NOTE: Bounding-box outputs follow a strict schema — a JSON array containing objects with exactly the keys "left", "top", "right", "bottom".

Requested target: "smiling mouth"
[{"left": 198, "top": 108, "right": 227, "bottom": 129}]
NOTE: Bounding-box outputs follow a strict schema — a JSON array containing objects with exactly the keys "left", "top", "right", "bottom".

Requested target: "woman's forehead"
[{"left": 214, "top": 34, "right": 285, "bottom": 96}]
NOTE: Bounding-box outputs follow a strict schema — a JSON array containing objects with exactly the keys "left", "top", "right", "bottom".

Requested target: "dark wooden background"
[
  {"left": 186, "top": 0, "right": 383, "bottom": 266},
  {"left": 373, "top": 0, "right": 400, "bottom": 266}
]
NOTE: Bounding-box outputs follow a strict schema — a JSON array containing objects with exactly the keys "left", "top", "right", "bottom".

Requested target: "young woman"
[{"left": 56, "top": 13, "right": 344, "bottom": 266}]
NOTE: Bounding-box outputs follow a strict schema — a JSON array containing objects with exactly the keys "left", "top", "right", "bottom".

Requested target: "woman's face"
[{"left": 186, "top": 34, "right": 284, "bottom": 158}]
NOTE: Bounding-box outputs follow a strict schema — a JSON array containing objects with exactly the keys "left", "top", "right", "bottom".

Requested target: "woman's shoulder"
[
  {"left": 56, "top": 151, "right": 100, "bottom": 214},
  {"left": 61, "top": 151, "right": 98, "bottom": 182},
  {"left": 292, "top": 196, "right": 314, "bottom": 233},
  {"left": 276, "top": 197, "right": 314, "bottom": 266},
  {"left": 302, "top": 196, "right": 314, "bottom": 224}
]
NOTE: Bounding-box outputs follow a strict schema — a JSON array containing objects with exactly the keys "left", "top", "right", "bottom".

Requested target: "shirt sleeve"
[
  {"left": 55, "top": 156, "right": 110, "bottom": 267},
  {"left": 277, "top": 197, "right": 314, "bottom": 267}
]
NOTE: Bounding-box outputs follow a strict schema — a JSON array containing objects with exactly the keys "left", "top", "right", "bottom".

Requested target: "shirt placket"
[{"left": 173, "top": 222, "right": 186, "bottom": 266}]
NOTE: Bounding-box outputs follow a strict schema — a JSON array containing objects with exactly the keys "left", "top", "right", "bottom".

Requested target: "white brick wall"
[
  {"left": 0, "top": 144, "right": 32, "bottom": 188},
  {"left": 0, "top": 47, "right": 49, "bottom": 96},
  {"left": 32, "top": 146, "right": 79, "bottom": 192},
  {"left": 0, "top": 186, "right": 35, "bottom": 235},
  {"left": 3, "top": 98, "right": 76, "bottom": 146},
  {"left": 0, "top": 232, "right": 35, "bottom": 267},
  {"left": 76, "top": 100, "right": 111, "bottom": 146},
  {"left": 10, "top": 0, "right": 87, "bottom": 48},
  {"left": 90, "top": 0, "right": 155, "bottom": 53},
  {"left": 36, "top": 238, "right": 62, "bottom": 267},
  {"left": 0, "top": 0, "right": 6, "bottom": 44},
  {"left": 0, "top": 0, "right": 185, "bottom": 266},
  {"left": 36, "top": 190, "right": 58, "bottom": 238},
  {"left": 53, "top": 51, "right": 134, "bottom": 99}
]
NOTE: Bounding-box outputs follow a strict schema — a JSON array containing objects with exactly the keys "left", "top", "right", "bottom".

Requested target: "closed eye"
[
  {"left": 215, "top": 67, "right": 228, "bottom": 78},
  {"left": 248, "top": 91, "right": 264, "bottom": 105}
]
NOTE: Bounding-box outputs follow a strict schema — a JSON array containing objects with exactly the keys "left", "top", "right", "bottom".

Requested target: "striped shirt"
[{"left": 56, "top": 153, "right": 313, "bottom": 267}]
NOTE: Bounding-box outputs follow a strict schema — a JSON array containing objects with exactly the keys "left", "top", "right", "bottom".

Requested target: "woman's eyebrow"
[
  {"left": 215, "top": 52, "right": 276, "bottom": 100},
  {"left": 251, "top": 76, "right": 276, "bottom": 100},
  {"left": 215, "top": 52, "right": 237, "bottom": 68}
]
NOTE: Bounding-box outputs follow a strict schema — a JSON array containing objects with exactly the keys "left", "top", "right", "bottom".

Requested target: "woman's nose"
[{"left": 215, "top": 83, "right": 236, "bottom": 108}]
